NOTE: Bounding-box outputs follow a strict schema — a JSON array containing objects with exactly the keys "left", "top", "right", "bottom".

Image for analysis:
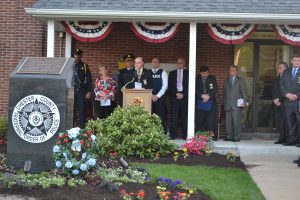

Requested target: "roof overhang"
[{"left": 25, "top": 8, "right": 300, "bottom": 24}]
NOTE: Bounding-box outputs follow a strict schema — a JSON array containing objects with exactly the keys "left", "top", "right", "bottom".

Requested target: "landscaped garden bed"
[{"left": 0, "top": 106, "right": 264, "bottom": 200}]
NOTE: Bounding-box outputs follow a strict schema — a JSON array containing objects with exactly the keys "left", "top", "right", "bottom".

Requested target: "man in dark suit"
[
  {"left": 126, "top": 57, "right": 152, "bottom": 89},
  {"left": 272, "top": 62, "right": 288, "bottom": 144},
  {"left": 223, "top": 65, "right": 248, "bottom": 142},
  {"left": 73, "top": 48, "right": 92, "bottom": 129},
  {"left": 280, "top": 55, "right": 300, "bottom": 146},
  {"left": 195, "top": 65, "right": 218, "bottom": 133},
  {"left": 168, "top": 58, "right": 189, "bottom": 140},
  {"left": 118, "top": 53, "right": 135, "bottom": 106}
]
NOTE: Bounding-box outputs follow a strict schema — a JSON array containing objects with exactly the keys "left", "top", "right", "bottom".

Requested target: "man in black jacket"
[
  {"left": 273, "top": 62, "right": 288, "bottom": 144},
  {"left": 126, "top": 57, "right": 152, "bottom": 89},
  {"left": 73, "top": 49, "right": 92, "bottom": 128},
  {"left": 118, "top": 53, "right": 135, "bottom": 106},
  {"left": 168, "top": 58, "right": 189, "bottom": 140},
  {"left": 281, "top": 55, "right": 300, "bottom": 146},
  {"left": 195, "top": 66, "right": 218, "bottom": 133}
]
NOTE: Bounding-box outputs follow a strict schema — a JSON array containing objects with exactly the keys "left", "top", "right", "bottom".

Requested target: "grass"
[{"left": 133, "top": 163, "right": 265, "bottom": 200}]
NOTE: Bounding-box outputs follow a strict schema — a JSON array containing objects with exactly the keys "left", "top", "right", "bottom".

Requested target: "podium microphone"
[{"left": 122, "top": 71, "right": 136, "bottom": 91}]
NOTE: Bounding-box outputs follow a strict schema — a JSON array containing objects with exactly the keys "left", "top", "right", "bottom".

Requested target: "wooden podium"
[{"left": 122, "top": 89, "right": 152, "bottom": 112}]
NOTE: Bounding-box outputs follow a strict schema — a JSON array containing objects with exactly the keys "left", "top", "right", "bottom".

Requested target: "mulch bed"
[
  {"left": 125, "top": 152, "right": 246, "bottom": 170},
  {"left": 0, "top": 145, "right": 245, "bottom": 200}
]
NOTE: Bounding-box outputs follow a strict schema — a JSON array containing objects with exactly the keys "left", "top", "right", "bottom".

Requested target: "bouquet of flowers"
[{"left": 53, "top": 127, "right": 99, "bottom": 176}]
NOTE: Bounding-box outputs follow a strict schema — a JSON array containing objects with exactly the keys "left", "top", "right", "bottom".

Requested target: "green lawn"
[{"left": 133, "top": 163, "right": 265, "bottom": 200}]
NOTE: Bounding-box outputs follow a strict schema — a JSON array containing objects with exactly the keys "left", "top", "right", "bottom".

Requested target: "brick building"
[{"left": 2, "top": 0, "right": 300, "bottom": 138}]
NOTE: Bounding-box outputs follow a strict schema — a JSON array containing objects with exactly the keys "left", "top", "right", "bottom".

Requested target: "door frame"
[{"left": 250, "top": 40, "right": 291, "bottom": 132}]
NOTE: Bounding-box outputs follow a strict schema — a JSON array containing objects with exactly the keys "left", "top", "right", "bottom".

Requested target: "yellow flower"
[
  {"left": 174, "top": 152, "right": 178, "bottom": 155},
  {"left": 183, "top": 148, "right": 188, "bottom": 152},
  {"left": 189, "top": 190, "right": 194, "bottom": 194},
  {"left": 182, "top": 193, "right": 187, "bottom": 197}
]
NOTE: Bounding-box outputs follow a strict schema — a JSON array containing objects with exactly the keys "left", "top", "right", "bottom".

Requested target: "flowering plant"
[
  {"left": 53, "top": 127, "right": 98, "bottom": 176},
  {"left": 157, "top": 177, "right": 183, "bottom": 188},
  {"left": 173, "top": 152, "right": 179, "bottom": 161},
  {"left": 226, "top": 150, "right": 238, "bottom": 162},
  {"left": 173, "top": 191, "right": 193, "bottom": 200},
  {"left": 181, "top": 131, "right": 214, "bottom": 156},
  {"left": 182, "top": 148, "right": 188, "bottom": 159},
  {"left": 120, "top": 189, "right": 145, "bottom": 200},
  {"left": 156, "top": 186, "right": 171, "bottom": 200}
]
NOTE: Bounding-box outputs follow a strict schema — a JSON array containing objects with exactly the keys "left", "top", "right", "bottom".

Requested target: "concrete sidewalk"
[
  {"left": 173, "top": 139, "right": 300, "bottom": 200},
  {"left": 214, "top": 140, "right": 300, "bottom": 200}
]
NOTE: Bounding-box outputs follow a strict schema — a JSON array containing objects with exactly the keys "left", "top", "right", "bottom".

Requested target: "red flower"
[
  {"left": 138, "top": 190, "right": 145, "bottom": 197},
  {"left": 64, "top": 133, "right": 68, "bottom": 138},
  {"left": 57, "top": 141, "right": 62, "bottom": 145},
  {"left": 88, "top": 138, "right": 92, "bottom": 142},
  {"left": 86, "top": 143, "right": 91, "bottom": 148},
  {"left": 64, "top": 139, "right": 69, "bottom": 144},
  {"left": 57, "top": 135, "right": 63, "bottom": 139},
  {"left": 83, "top": 133, "right": 88, "bottom": 138},
  {"left": 80, "top": 140, "right": 84, "bottom": 145},
  {"left": 129, "top": 192, "right": 135, "bottom": 196},
  {"left": 87, "top": 131, "right": 93, "bottom": 135}
]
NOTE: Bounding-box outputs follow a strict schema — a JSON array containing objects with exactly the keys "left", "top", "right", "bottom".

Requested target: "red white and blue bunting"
[
  {"left": 130, "top": 22, "right": 180, "bottom": 43},
  {"left": 63, "top": 21, "right": 113, "bottom": 42},
  {"left": 273, "top": 25, "right": 300, "bottom": 46},
  {"left": 207, "top": 24, "right": 256, "bottom": 45}
]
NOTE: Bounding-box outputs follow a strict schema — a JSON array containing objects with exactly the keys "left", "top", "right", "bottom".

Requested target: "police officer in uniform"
[
  {"left": 73, "top": 49, "right": 92, "bottom": 128},
  {"left": 118, "top": 53, "right": 135, "bottom": 106},
  {"left": 151, "top": 58, "right": 168, "bottom": 134}
]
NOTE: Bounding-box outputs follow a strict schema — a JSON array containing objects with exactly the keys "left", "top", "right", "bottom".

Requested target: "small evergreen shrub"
[{"left": 86, "top": 106, "right": 177, "bottom": 158}]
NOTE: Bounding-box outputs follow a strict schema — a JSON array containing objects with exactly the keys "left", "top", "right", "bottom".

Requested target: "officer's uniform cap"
[
  {"left": 123, "top": 54, "right": 135, "bottom": 61},
  {"left": 75, "top": 48, "right": 83, "bottom": 55}
]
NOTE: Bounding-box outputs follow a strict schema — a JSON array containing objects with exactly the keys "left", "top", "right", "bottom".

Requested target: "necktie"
[
  {"left": 203, "top": 78, "right": 207, "bottom": 93},
  {"left": 230, "top": 77, "right": 234, "bottom": 90},
  {"left": 137, "top": 70, "right": 141, "bottom": 81},
  {"left": 292, "top": 68, "right": 297, "bottom": 81}
]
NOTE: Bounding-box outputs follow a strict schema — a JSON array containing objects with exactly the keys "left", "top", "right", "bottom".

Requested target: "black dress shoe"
[
  {"left": 231, "top": 139, "right": 240, "bottom": 142},
  {"left": 283, "top": 142, "right": 296, "bottom": 146},
  {"left": 223, "top": 138, "right": 232, "bottom": 141},
  {"left": 274, "top": 140, "right": 284, "bottom": 144},
  {"left": 293, "top": 160, "right": 300, "bottom": 164}
]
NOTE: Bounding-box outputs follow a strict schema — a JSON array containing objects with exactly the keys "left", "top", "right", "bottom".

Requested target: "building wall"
[{"left": 0, "top": 0, "right": 43, "bottom": 116}]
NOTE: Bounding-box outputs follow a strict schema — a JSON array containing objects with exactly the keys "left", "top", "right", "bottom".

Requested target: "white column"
[
  {"left": 65, "top": 32, "right": 72, "bottom": 58},
  {"left": 47, "top": 19, "right": 55, "bottom": 57},
  {"left": 187, "top": 22, "right": 197, "bottom": 139}
]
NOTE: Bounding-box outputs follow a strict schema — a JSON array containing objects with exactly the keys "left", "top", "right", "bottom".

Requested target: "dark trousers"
[
  {"left": 195, "top": 105, "right": 216, "bottom": 133},
  {"left": 285, "top": 103, "right": 300, "bottom": 143},
  {"left": 95, "top": 100, "right": 113, "bottom": 119},
  {"left": 74, "top": 88, "right": 86, "bottom": 129},
  {"left": 170, "top": 98, "right": 188, "bottom": 139},
  {"left": 152, "top": 96, "right": 167, "bottom": 134},
  {"left": 275, "top": 105, "right": 288, "bottom": 142}
]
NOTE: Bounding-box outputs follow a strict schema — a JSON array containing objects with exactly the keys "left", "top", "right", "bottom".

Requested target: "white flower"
[
  {"left": 82, "top": 153, "right": 87, "bottom": 159},
  {"left": 52, "top": 145, "right": 60, "bottom": 153},
  {"left": 65, "top": 161, "right": 73, "bottom": 169},
  {"left": 80, "top": 164, "right": 88, "bottom": 171},
  {"left": 88, "top": 158, "right": 96, "bottom": 167},
  {"left": 71, "top": 140, "right": 81, "bottom": 152},
  {"left": 55, "top": 160, "right": 62, "bottom": 168},
  {"left": 72, "top": 169, "right": 79, "bottom": 175},
  {"left": 91, "top": 135, "right": 96, "bottom": 141},
  {"left": 68, "top": 127, "right": 81, "bottom": 139}
]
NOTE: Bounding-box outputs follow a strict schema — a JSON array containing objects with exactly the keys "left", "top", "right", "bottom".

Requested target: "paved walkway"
[{"left": 211, "top": 140, "right": 300, "bottom": 200}]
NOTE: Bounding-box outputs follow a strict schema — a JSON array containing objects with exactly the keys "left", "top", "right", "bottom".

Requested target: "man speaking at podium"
[{"left": 125, "top": 57, "right": 152, "bottom": 89}]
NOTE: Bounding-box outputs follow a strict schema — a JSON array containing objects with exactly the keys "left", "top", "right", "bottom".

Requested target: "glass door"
[
  {"left": 234, "top": 42, "right": 292, "bottom": 132},
  {"left": 255, "top": 45, "right": 291, "bottom": 132}
]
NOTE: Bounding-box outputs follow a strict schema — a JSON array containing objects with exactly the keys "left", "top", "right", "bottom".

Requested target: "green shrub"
[
  {"left": 0, "top": 117, "right": 8, "bottom": 139},
  {"left": 86, "top": 106, "right": 177, "bottom": 158}
]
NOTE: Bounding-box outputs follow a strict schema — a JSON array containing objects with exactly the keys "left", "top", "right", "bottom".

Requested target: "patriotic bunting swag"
[
  {"left": 131, "top": 22, "right": 180, "bottom": 43},
  {"left": 273, "top": 25, "right": 300, "bottom": 46},
  {"left": 63, "top": 21, "right": 113, "bottom": 42},
  {"left": 207, "top": 23, "right": 256, "bottom": 45}
]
